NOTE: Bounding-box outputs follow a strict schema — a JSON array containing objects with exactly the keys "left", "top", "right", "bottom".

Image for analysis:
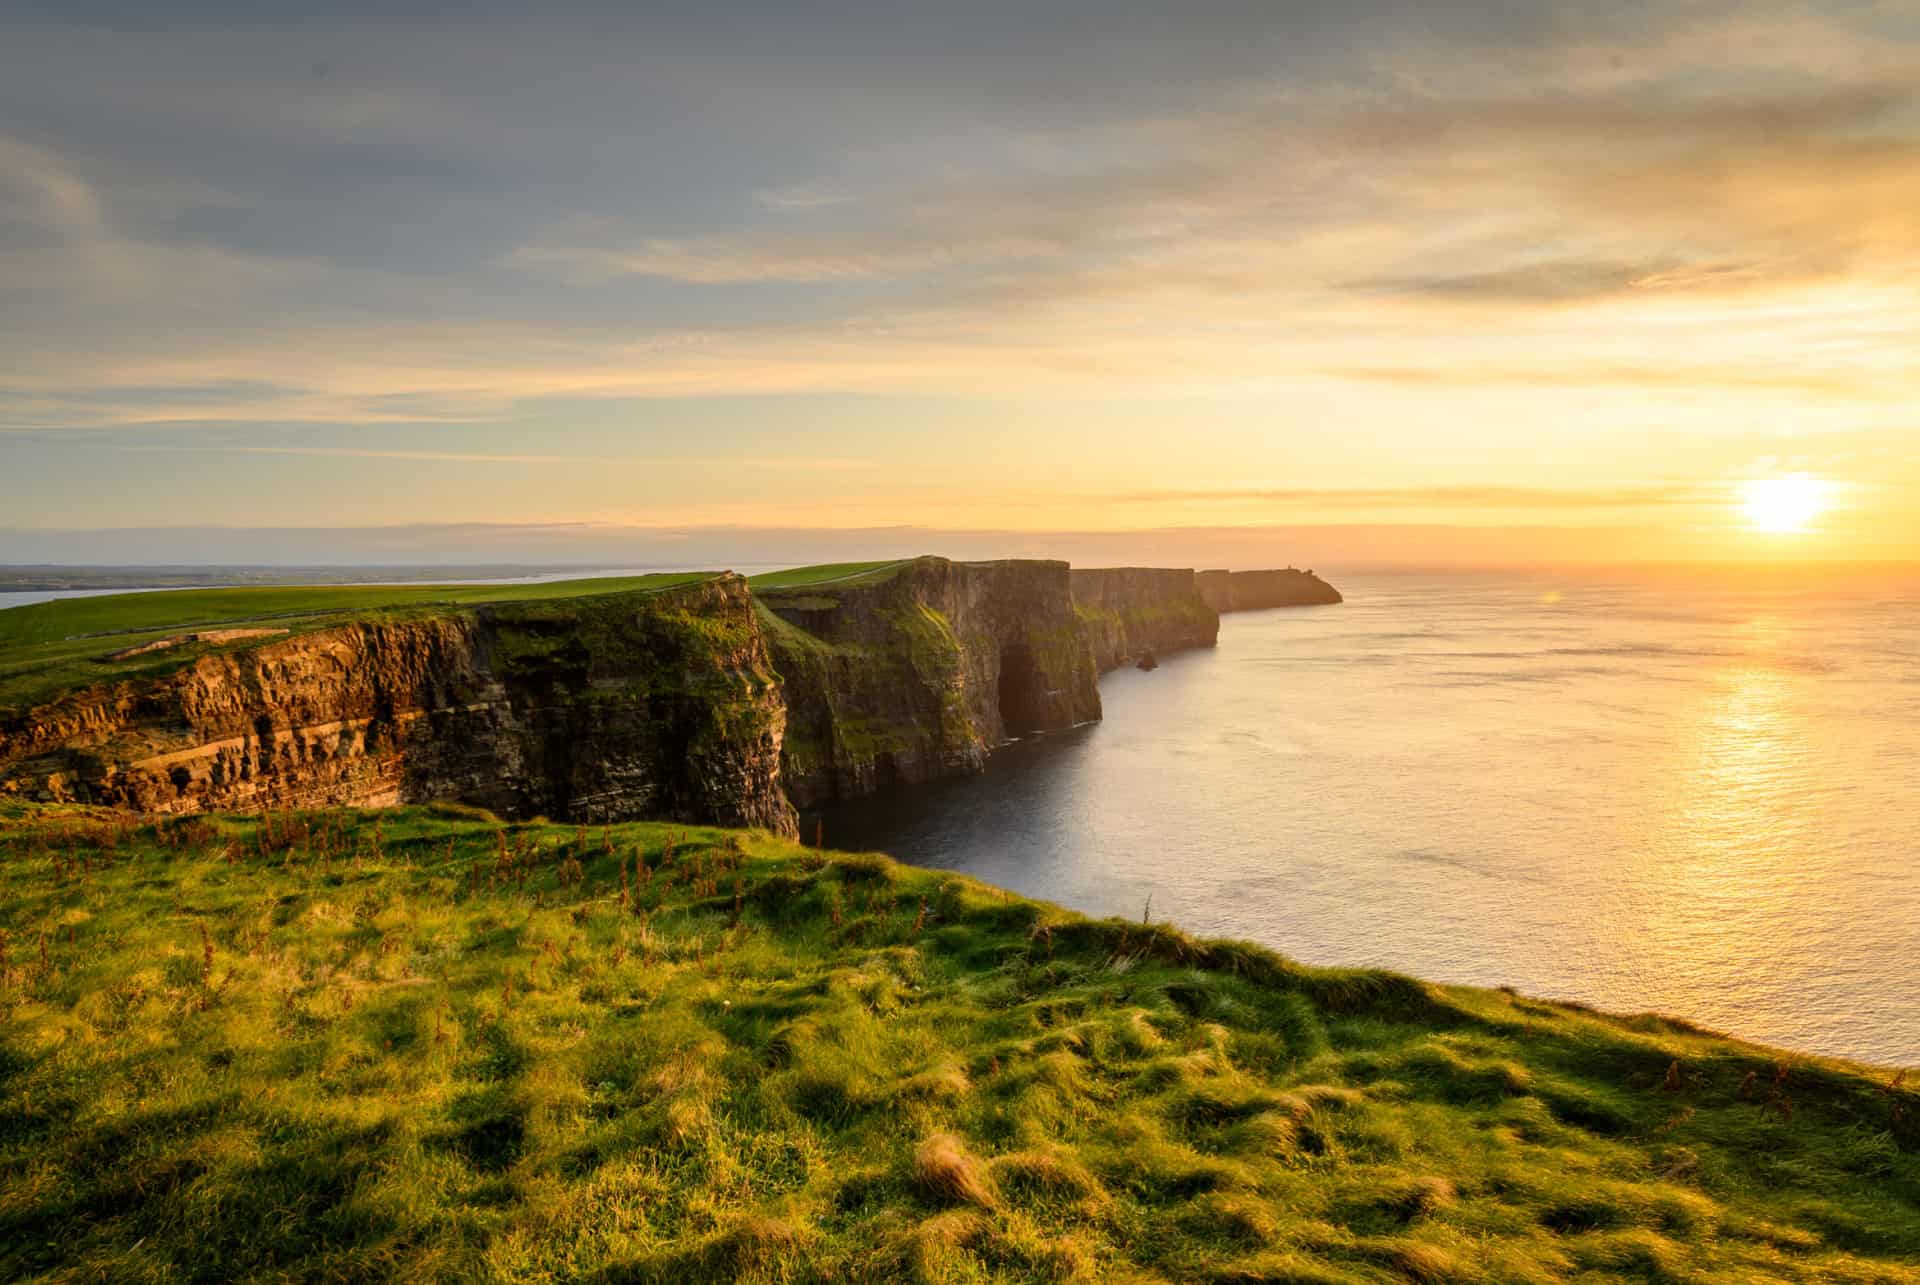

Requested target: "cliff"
[
  {"left": 1069, "top": 567, "right": 1220, "bottom": 673},
  {"left": 755, "top": 557, "right": 1101, "bottom": 807},
  {"left": 1197, "top": 567, "right": 1344, "bottom": 611},
  {"left": 0, "top": 576, "right": 798, "bottom": 836},
  {"left": 0, "top": 558, "right": 1343, "bottom": 829}
]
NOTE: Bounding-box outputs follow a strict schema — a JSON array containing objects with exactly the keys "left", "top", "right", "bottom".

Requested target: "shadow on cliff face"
[{"left": 997, "top": 642, "right": 1047, "bottom": 738}]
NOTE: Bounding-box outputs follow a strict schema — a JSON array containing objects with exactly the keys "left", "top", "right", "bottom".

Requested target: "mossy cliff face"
[
  {"left": 1070, "top": 567, "right": 1220, "bottom": 673},
  {"left": 757, "top": 558, "right": 1101, "bottom": 807},
  {"left": 0, "top": 577, "right": 797, "bottom": 836},
  {"left": 1198, "top": 567, "right": 1344, "bottom": 611}
]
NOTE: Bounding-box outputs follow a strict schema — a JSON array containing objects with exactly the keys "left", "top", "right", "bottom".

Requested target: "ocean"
[{"left": 815, "top": 568, "right": 1920, "bottom": 1067}]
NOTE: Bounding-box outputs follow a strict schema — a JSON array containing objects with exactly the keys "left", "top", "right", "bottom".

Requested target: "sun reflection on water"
[{"left": 1636, "top": 619, "right": 1824, "bottom": 1038}]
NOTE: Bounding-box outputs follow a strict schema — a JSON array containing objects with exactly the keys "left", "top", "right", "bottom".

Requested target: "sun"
[{"left": 1741, "top": 476, "right": 1829, "bottom": 534}]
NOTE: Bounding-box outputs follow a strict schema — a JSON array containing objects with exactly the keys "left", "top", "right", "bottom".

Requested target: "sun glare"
[{"left": 1741, "top": 476, "right": 1829, "bottom": 534}]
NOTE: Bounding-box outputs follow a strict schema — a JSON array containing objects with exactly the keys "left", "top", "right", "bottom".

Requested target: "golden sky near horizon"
[{"left": 1, "top": 1, "right": 1917, "bottom": 563}]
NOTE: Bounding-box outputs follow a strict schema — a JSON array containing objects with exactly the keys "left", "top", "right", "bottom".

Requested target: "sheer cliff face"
[
  {"left": 1069, "top": 568, "right": 1220, "bottom": 673},
  {"left": 0, "top": 577, "right": 798, "bottom": 836},
  {"left": 757, "top": 558, "right": 1102, "bottom": 808},
  {"left": 1197, "top": 569, "right": 1344, "bottom": 612},
  {"left": 0, "top": 561, "right": 1342, "bottom": 828}
]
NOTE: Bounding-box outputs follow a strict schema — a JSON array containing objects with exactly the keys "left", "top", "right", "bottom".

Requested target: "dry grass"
[{"left": 914, "top": 1133, "right": 1000, "bottom": 1210}]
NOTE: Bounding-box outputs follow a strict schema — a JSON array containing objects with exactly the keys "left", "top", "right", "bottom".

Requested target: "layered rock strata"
[
  {"left": 0, "top": 576, "right": 798, "bottom": 835},
  {"left": 3, "top": 559, "right": 1343, "bottom": 827}
]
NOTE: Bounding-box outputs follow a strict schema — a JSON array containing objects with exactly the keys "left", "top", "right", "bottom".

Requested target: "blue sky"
[{"left": 3, "top": 1, "right": 1917, "bottom": 562}]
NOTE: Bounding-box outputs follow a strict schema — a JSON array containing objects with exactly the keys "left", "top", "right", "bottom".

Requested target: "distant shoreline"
[{"left": 0, "top": 564, "right": 651, "bottom": 594}]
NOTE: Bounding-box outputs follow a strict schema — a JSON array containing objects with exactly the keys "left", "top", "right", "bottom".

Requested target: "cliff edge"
[
  {"left": 1069, "top": 567, "right": 1219, "bottom": 673},
  {"left": 0, "top": 575, "right": 798, "bottom": 836},
  {"left": 1197, "top": 567, "right": 1343, "bottom": 612},
  {"left": 755, "top": 557, "right": 1101, "bottom": 807},
  {"left": 0, "top": 557, "right": 1343, "bottom": 827}
]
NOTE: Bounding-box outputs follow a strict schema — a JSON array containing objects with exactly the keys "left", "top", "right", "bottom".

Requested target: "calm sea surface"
[{"left": 816, "top": 569, "right": 1920, "bottom": 1067}]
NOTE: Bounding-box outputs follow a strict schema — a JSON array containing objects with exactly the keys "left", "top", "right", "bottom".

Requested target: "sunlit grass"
[
  {"left": 747, "top": 560, "right": 909, "bottom": 591},
  {"left": 0, "top": 803, "right": 1914, "bottom": 1281},
  {"left": 0, "top": 573, "right": 717, "bottom": 710}
]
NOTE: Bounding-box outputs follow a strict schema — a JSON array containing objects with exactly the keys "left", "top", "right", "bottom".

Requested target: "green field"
[
  {"left": 1, "top": 804, "right": 1913, "bottom": 1282},
  {"left": 747, "top": 561, "right": 911, "bottom": 591},
  {"left": 0, "top": 574, "right": 716, "bottom": 712}
]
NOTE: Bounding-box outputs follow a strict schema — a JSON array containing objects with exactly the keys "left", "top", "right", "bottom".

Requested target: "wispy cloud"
[
  {"left": 1102, "top": 484, "right": 1731, "bottom": 511},
  {"left": 0, "top": 135, "right": 106, "bottom": 235},
  {"left": 8, "top": 5, "right": 1917, "bottom": 422},
  {"left": 1346, "top": 258, "right": 1703, "bottom": 305},
  {"left": 111, "top": 443, "right": 612, "bottom": 465},
  {"left": 753, "top": 185, "right": 851, "bottom": 211},
  {"left": 509, "top": 75, "right": 1920, "bottom": 308},
  {"left": 508, "top": 224, "right": 1058, "bottom": 284},
  {"left": 103, "top": 442, "right": 876, "bottom": 471},
  {"left": 1317, "top": 365, "right": 1898, "bottom": 396}
]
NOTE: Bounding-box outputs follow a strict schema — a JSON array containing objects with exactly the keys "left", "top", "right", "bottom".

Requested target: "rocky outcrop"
[
  {"left": 756, "top": 558, "right": 1101, "bottom": 808},
  {"left": 1197, "top": 569, "right": 1343, "bottom": 612},
  {"left": 1069, "top": 567, "right": 1220, "bottom": 674},
  {"left": 0, "top": 576, "right": 798, "bottom": 836}
]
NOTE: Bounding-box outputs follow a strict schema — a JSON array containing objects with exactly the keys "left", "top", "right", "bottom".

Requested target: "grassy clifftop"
[
  {"left": 0, "top": 574, "right": 717, "bottom": 712},
  {"left": 747, "top": 561, "right": 911, "bottom": 592},
  {"left": 1, "top": 805, "right": 1914, "bottom": 1282}
]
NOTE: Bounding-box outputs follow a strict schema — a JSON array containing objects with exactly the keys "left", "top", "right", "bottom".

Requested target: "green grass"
[
  {"left": 0, "top": 575, "right": 720, "bottom": 648},
  {"left": 0, "top": 574, "right": 717, "bottom": 711},
  {"left": 747, "top": 561, "right": 911, "bottom": 591},
  {"left": 1, "top": 805, "right": 1914, "bottom": 1282}
]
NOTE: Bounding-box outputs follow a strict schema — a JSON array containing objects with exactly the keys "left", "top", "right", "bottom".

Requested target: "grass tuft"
[
  {"left": 1183, "top": 1192, "right": 1279, "bottom": 1246},
  {"left": 1207, "top": 1251, "right": 1370, "bottom": 1284},
  {"left": 988, "top": 1146, "right": 1105, "bottom": 1205},
  {"left": 1356, "top": 1236, "right": 1460, "bottom": 1282},
  {"left": 912, "top": 1133, "right": 999, "bottom": 1210},
  {"left": 1373, "top": 1175, "right": 1458, "bottom": 1223}
]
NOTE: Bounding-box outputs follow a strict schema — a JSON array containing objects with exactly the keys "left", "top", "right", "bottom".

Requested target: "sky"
[{"left": 2, "top": 0, "right": 1917, "bottom": 567}]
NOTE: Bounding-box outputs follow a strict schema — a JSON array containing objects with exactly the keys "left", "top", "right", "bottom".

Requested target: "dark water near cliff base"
[{"left": 814, "top": 569, "right": 1920, "bottom": 1067}]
